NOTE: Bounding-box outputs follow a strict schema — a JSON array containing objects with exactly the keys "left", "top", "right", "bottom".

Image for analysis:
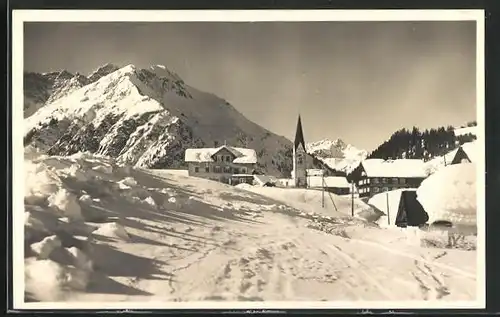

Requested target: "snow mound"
[
  {"left": 31, "top": 235, "right": 62, "bottom": 259},
  {"left": 25, "top": 258, "right": 67, "bottom": 301},
  {"left": 417, "top": 163, "right": 477, "bottom": 228},
  {"left": 47, "top": 188, "right": 83, "bottom": 221},
  {"left": 94, "top": 222, "right": 131, "bottom": 241}
]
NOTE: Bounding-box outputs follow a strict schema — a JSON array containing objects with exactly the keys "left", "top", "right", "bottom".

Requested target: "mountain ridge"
[{"left": 24, "top": 63, "right": 297, "bottom": 177}]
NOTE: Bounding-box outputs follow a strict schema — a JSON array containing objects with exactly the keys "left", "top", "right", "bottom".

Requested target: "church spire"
[{"left": 294, "top": 114, "right": 305, "bottom": 150}]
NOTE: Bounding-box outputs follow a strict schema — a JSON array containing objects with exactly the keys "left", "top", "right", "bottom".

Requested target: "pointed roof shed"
[{"left": 294, "top": 115, "right": 306, "bottom": 150}]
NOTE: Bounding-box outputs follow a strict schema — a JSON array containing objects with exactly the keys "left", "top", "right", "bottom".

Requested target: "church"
[
  {"left": 290, "top": 115, "right": 352, "bottom": 195},
  {"left": 292, "top": 115, "right": 308, "bottom": 188}
]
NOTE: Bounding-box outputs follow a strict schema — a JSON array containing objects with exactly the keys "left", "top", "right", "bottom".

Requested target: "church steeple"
[
  {"left": 294, "top": 114, "right": 305, "bottom": 150},
  {"left": 292, "top": 114, "right": 307, "bottom": 188}
]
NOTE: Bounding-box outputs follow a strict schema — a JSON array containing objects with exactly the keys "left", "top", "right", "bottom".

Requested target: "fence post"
[
  {"left": 386, "top": 192, "right": 390, "bottom": 226},
  {"left": 351, "top": 181, "right": 354, "bottom": 217}
]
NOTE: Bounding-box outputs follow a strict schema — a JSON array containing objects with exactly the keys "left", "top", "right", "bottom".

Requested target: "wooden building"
[
  {"left": 348, "top": 159, "right": 427, "bottom": 199},
  {"left": 184, "top": 145, "right": 257, "bottom": 184}
]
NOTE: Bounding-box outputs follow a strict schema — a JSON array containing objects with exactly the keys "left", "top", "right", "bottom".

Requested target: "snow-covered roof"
[
  {"left": 461, "top": 141, "right": 479, "bottom": 163},
  {"left": 424, "top": 141, "right": 479, "bottom": 176},
  {"left": 253, "top": 175, "right": 278, "bottom": 185},
  {"left": 308, "top": 176, "right": 350, "bottom": 188},
  {"left": 306, "top": 169, "right": 324, "bottom": 176},
  {"left": 184, "top": 146, "right": 257, "bottom": 164},
  {"left": 361, "top": 159, "right": 427, "bottom": 178},
  {"left": 417, "top": 163, "right": 477, "bottom": 226}
]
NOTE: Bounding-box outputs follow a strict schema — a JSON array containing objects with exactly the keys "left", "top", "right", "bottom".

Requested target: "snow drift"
[
  {"left": 417, "top": 163, "right": 477, "bottom": 232},
  {"left": 21, "top": 149, "right": 479, "bottom": 305}
]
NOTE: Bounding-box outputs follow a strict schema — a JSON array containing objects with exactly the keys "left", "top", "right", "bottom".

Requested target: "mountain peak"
[
  {"left": 306, "top": 138, "right": 367, "bottom": 173},
  {"left": 87, "top": 63, "right": 122, "bottom": 83},
  {"left": 148, "top": 64, "right": 183, "bottom": 82}
]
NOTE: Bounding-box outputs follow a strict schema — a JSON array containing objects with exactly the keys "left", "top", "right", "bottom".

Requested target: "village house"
[
  {"left": 184, "top": 145, "right": 257, "bottom": 184},
  {"left": 441, "top": 141, "right": 477, "bottom": 165},
  {"left": 348, "top": 158, "right": 427, "bottom": 199},
  {"left": 424, "top": 140, "right": 478, "bottom": 175}
]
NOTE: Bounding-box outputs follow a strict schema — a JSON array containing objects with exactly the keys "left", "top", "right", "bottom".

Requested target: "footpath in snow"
[{"left": 22, "top": 148, "right": 477, "bottom": 307}]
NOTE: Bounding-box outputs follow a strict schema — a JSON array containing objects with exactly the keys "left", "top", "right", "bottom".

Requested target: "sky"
[{"left": 23, "top": 20, "right": 477, "bottom": 151}]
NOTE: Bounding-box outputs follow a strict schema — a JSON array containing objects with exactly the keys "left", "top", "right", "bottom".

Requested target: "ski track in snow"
[{"left": 24, "top": 155, "right": 476, "bottom": 303}]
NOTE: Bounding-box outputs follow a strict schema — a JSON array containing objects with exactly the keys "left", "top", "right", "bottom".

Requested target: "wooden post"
[
  {"left": 386, "top": 192, "right": 390, "bottom": 225},
  {"left": 321, "top": 173, "right": 325, "bottom": 208},
  {"left": 351, "top": 180, "right": 355, "bottom": 213}
]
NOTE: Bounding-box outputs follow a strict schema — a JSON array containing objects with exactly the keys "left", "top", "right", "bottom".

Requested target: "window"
[
  {"left": 234, "top": 168, "right": 240, "bottom": 174},
  {"left": 194, "top": 166, "right": 199, "bottom": 173},
  {"left": 382, "top": 187, "right": 388, "bottom": 192},
  {"left": 214, "top": 156, "right": 218, "bottom": 162},
  {"left": 226, "top": 156, "right": 231, "bottom": 162},
  {"left": 240, "top": 178, "right": 247, "bottom": 183},
  {"left": 367, "top": 178, "right": 370, "bottom": 184},
  {"left": 392, "top": 178, "right": 398, "bottom": 185},
  {"left": 373, "top": 187, "right": 380, "bottom": 193},
  {"left": 205, "top": 166, "right": 210, "bottom": 173},
  {"left": 297, "top": 154, "right": 303, "bottom": 164},
  {"left": 214, "top": 166, "right": 221, "bottom": 173},
  {"left": 224, "top": 166, "right": 231, "bottom": 173},
  {"left": 373, "top": 178, "right": 379, "bottom": 184},
  {"left": 241, "top": 168, "right": 247, "bottom": 174},
  {"left": 358, "top": 180, "right": 363, "bottom": 186},
  {"left": 400, "top": 178, "right": 406, "bottom": 185},
  {"left": 382, "top": 178, "right": 387, "bottom": 183}
]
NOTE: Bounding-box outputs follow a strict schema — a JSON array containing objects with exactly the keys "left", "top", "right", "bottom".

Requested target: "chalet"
[
  {"left": 424, "top": 141, "right": 478, "bottom": 175},
  {"left": 184, "top": 145, "right": 257, "bottom": 184},
  {"left": 348, "top": 159, "right": 427, "bottom": 199},
  {"left": 447, "top": 141, "right": 477, "bottom": 164},
  {"left": 308, "top": 175, "right": 351, "bottom": 195}
]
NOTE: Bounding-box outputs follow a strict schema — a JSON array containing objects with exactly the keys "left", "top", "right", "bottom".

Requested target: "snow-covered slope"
[
  {"left": 454, "top": 126, "right": 477, "bottom": 137},
  {"left": 23, "top": 64, "right": 122, "bottom": 118},
  {"left": 21, "top": 150, "right": 478, "bottom": 305},
  {"left": 24, "top": 64, "right": 294, "bottom": 177},
  {"left": 306, "top": 138, "right": 368, "bottom": 174}
]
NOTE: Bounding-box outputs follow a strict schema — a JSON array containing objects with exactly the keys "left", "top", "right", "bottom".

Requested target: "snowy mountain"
[
  {"left": 23, "top": 64, "right": 294, "bottom": 177},
  {"left": 306, "top": 138, "right": 368, "bottom": 174},
  {"left": 23, "top": 64, "right": 121, "bottom": 118}
]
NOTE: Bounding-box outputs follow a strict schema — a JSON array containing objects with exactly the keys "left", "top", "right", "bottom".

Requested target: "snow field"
[{"left": 22, "top": 148, "right": 479, "bottom": 304}]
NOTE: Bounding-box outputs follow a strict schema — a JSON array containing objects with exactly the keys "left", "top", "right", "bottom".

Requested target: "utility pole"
[
  {"left": 321, "top": 172, "right": 325, "bottom": 208},
  {"left": 351, "top": 181, "right": 354, "bottom": 217},
  {"left": 386, "top": 192, "right": 390, "bottom": 226}
]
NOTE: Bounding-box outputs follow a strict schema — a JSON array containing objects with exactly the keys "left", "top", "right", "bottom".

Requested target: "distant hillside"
[{"left": 368, "top": 123, "right": 477, "bottom": 161}]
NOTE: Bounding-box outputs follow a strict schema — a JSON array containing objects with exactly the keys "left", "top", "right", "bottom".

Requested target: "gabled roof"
[
  {"left": 460, "top": 141, "right": 478, "bottom": 163},
  {"left": 294, "top": 115, "right": 306, "bottom": 150},
  {"left": 184, "top": 145, "right": 257, "bottom": 164},
  {"left": 361, "top": 159, "right": 427, "bottom": 178},
  {"left": 424, "top": 141, "right": 478, "bottom": 174}
]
